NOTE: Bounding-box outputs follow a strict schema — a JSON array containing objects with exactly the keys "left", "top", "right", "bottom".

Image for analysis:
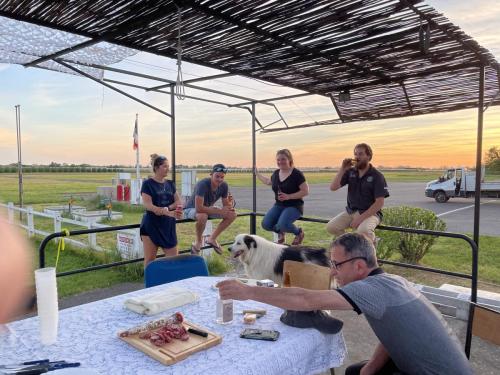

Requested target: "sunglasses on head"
[{"left": 213, "top": 167, "right": 228, "bottom": 173}]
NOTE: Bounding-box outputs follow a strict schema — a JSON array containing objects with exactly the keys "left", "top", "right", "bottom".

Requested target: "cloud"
[{"left": 0, "top": 127, "right": 16, "bottom": 146}]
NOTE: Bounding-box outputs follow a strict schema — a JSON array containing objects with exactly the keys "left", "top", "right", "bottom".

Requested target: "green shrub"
[{"left": 376, "top": 206, "right": 446, "bottom": 264}]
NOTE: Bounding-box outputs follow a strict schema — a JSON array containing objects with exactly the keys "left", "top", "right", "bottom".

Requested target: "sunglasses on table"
[{"left": 331, "top": 256, "right": 367, "bottom": 270}]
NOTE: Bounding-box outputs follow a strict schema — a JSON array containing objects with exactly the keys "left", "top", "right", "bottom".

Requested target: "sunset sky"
[{"left": 0, "top": 0, "right": 499, "bottom": 169}]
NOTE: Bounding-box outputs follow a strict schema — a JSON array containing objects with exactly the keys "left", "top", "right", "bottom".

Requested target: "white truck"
[{"left": 425, "top": 167, "right": 500, "bottom": 203}]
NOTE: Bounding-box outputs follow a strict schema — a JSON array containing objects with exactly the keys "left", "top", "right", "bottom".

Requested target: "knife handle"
[{"left": 188, "top": 327, "right": 208, "bottom": 337}]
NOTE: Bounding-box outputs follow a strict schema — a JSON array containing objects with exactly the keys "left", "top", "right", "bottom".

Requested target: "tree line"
[
  {"left": 485, "top": 146, "right": 500, "bottom": 173},
  {"left": 0, "top": 165, "right": 134, "bottom": 173}
]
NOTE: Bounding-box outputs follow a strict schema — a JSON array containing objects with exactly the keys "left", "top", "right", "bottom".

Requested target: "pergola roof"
[{"left": 1, "top": 0, "right": 499, "bottom": 123}]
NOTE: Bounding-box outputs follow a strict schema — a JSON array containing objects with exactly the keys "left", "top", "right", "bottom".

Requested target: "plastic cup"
[{"left": 34, "top": 267, "right": 59, "bottom": 345}]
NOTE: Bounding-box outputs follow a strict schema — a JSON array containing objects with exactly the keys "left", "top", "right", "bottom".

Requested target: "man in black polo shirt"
[{"left": 326, "top": 143, "right": 389, "bottom": 244}]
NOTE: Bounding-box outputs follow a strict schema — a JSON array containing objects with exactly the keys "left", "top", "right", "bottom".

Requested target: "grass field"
[{"left": 4, "top": 169, "right": 500, "bottom": 205}]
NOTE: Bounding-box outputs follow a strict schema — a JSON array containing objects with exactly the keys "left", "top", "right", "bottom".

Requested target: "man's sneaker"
[
  {"left": 292, "top": 228, "right": 304, "bottom": 246},
  {"left": 276, "top": 232, "right": 286, "bottom": 244}
]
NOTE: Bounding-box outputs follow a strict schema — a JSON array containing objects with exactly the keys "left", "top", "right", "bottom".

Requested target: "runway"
[{"left": 230, "top": 182, "right": 500, "bottom": 236}]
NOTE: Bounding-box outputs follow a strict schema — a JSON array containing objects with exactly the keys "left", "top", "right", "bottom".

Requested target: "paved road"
[{"left": 230, "top": 182, "right": 500, "bottom": 236}]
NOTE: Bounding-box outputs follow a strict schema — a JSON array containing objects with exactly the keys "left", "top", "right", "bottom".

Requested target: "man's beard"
[{"left": 356, "top": 160, "right": 368, "bottom": 170}]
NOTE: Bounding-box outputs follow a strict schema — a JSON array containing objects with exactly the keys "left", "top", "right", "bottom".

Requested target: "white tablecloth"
[{"left": 0, "top": 277, "right": 346, "bottom": 375}]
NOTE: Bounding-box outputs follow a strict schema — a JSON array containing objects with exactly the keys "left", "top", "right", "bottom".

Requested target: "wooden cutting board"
[{"left": 119, "top": 321, "right": 222, "bottom": 365}]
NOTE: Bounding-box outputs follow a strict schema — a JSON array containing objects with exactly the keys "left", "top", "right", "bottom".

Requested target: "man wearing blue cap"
[{"left": 184, "top": 164, "right": 237, "bottom": 254}]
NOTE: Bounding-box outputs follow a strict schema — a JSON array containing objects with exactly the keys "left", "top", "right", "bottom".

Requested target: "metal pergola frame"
[{"left": 32, "top": 57, "right": 488, "bottom": 358}]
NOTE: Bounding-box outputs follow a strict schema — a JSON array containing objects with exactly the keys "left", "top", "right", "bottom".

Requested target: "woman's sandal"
[{"left": 205, "top": 239, "right": 223, "bottom": 255}]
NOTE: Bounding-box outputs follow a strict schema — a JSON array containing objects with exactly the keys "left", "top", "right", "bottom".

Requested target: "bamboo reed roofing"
[{"left": 1, "top": 0, "right": 499, "bottom": 123}]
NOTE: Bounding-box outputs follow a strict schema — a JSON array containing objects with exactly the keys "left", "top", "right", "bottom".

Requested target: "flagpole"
[{"left": 135, "top": 113, "right": 140, "bottom": 180}]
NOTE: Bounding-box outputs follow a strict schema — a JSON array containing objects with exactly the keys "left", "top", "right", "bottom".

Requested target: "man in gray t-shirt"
[
  {"left": 339, "top": 271, "right": 470, "bottom": 374},
  {"left": 184, "top": 164, "right": 236, "bottom": 255},
  {"left": 217, "top": 233, "right": 472, "bottom": 375}
]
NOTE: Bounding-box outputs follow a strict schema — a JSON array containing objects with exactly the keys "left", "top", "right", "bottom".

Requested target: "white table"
[{"left": 0, "top": 277, "right": 346, "bottom": 375}]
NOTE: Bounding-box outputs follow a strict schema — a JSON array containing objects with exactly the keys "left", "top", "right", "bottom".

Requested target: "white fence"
[{"left": 0, "top": 202, "right": 143, "bottom": 259}]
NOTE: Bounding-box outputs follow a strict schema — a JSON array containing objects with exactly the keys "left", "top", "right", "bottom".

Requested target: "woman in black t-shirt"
[
  {"left": 256, "top": 149, "right": 309, "bottom": 245},
  {"left": 140, "top": 154, "right": 183, "bottom": 267}
]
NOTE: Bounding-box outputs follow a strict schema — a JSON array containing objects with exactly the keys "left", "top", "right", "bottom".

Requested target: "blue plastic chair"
[{"left": 144, "top": 254, "right": 209, "bottom": 288}]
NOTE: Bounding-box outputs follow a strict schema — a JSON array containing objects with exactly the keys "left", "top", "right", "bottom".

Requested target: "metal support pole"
[
  {"left": 473, "top": 65, "right": 485, "bottom": 248},
  {"left": 170, "top": 85, "right": 176, "bottom": 185},
  {"left": 465, "top": 65, "right": 484, "bottom": 358},
  {"left": 135, "top": 113, "right": 140, "bottom": 180},
  {"left": 15, "top": 105, "right": 23, "bottom": 221},
  {"left": 251, "top": 103, "right": 257, "bottom": 234}
]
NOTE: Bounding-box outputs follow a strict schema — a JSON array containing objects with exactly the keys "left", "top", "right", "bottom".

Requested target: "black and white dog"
[{"left": 228, "top": 234, "right": 331, "bottom": 285}]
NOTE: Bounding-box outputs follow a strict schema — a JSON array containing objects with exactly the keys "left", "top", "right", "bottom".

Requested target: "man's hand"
[
  {"left": 220, "top": 206, "right": 237, "bottom": 219},
  {"left": 341, "top": 158, "right": 353, "bottom": 170},
  {"left": 216, "top": 279, "right": 250, "bottom": 300},
  {"left": 351, "top": 215, "right": 364, "bottom": 229}
]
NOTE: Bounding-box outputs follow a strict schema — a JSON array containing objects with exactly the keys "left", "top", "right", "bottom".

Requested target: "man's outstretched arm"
[{"left": 216, "top": 279, "right": 353, "bottom": 311}]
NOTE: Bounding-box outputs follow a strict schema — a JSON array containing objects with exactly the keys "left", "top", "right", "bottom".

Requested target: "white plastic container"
[{"left": 35, "top": 267, "right": 59, "bottom": 345}]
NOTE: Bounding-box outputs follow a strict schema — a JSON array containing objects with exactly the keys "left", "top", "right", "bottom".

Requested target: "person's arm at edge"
[
  {"left": 360, "top": 343, "right": 391, "bottom": 375},
  {"left": 216, "top": 279, "right": 353, "bottom": 311}
]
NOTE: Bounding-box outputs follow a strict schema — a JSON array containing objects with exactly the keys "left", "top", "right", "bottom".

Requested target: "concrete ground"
[{"left": 16, "top": 281, "right": 499, "bottom": 374}]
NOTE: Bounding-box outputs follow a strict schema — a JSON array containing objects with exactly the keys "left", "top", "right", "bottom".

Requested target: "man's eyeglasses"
[
  {"left": 331, "top": 256, "right": 367, "bottom": 270},
  {"left": 213, "top": 167, "right": 228, "bottom": 173}
]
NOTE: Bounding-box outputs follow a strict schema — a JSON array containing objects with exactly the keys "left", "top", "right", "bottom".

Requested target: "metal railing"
[
  {"left": 35, "top": 211, "right": 478, "bottom": 356},
  {"left": 37, "top": 213, "right": 253, "bottom": 275}
]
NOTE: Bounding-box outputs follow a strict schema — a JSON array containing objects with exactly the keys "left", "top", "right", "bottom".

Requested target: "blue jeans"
[{"left": 261, "top": 204, "right": 302, "bottom": 235}]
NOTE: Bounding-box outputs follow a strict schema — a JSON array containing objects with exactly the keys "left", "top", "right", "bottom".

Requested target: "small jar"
[{"left": 216, "top": 298, "right": 233, "bottom": 324}]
